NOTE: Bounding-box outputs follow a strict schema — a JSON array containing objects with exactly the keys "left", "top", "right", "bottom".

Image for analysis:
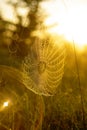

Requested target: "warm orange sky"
[
  {"left": 41, "top": 0, "right": 87, "bottom": 50},
  {"left": 1, "top": 0, "right": 87, "bottom": 50}
]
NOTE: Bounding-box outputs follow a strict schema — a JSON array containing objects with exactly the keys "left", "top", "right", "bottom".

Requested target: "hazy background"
[{"left": 0, "top": 0, "right": 87, "bottom": 130}]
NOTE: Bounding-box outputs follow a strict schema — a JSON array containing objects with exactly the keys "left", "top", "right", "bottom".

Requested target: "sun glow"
[
  {"left": 43, "top": 0, "right": 87, "bottom": 50},
  {"left": 3, "top": 101, "right": 9, "bottom": 107}
]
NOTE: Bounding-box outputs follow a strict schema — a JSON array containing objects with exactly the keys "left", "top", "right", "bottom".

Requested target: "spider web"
[{"left": 22, "top": 36, "right": 66, "bottom": 96}]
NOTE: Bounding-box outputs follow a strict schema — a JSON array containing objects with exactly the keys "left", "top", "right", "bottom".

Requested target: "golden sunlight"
[
  {"left": 43, "top": 0, "right": 87, "bottom": 50},
  {"left": 3, "top": 101, "right": 9, "bottom": 107}
]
